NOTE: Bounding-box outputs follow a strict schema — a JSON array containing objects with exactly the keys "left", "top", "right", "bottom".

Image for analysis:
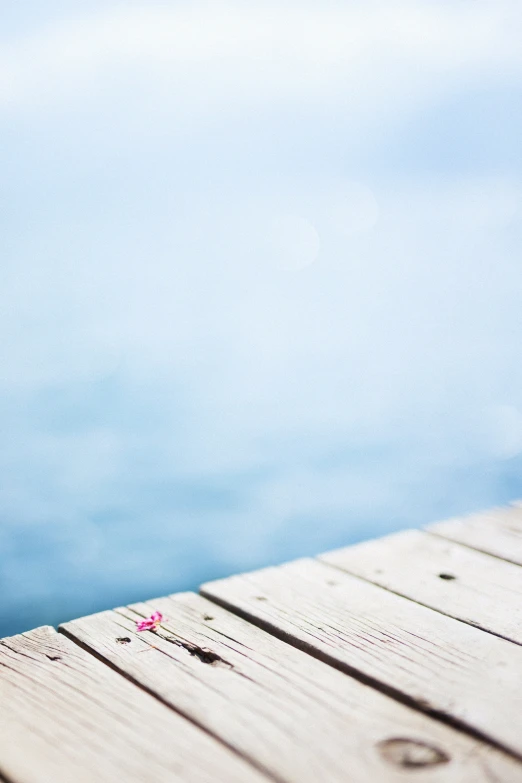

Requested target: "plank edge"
[{"left": 200, "top": 582, "right": 522, "bottom": 764}]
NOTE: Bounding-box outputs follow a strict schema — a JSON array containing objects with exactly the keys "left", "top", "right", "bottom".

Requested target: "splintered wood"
[{"left": 2, "top": 501, "right": 522, "bottom": 782}]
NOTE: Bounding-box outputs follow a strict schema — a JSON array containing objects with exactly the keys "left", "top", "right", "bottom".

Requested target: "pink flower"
[{"left": 136, "top": 611, "right": 163, "bottom": 632}]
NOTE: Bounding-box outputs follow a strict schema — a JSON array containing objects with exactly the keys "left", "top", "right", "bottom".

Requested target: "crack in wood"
[{"left": 168, "top": 638, "right": 234, "bottom": 669}]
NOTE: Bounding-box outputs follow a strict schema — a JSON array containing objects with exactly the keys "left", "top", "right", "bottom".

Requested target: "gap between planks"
[
  {"left": 426, "top": 502, "right": 522, "bottom": 566},
  {"left": 201, "top": 579, "right": 521, "bottom": 761},
  {"left": 318, "top": 528, "right": 522, "bottom": 646},
  {"left": 58, "top": 624, "right": 283, "bottom": 783},
  {"left": 200, "top": 556, "right": 522, "bottom": 763},
  {"left": 0, "top": 626, "right": 270, "bottom": 783}
]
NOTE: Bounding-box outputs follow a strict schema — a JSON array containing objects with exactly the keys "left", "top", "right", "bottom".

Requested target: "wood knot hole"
[
  {"left": 378, "top": 738, "right": 450, "bottom": 769},
  {"left": 116, "top": 637, "right": 132, "bottom": 644},
  {"left": 438, "top": 573, "right": 457, "bottom": 581}
]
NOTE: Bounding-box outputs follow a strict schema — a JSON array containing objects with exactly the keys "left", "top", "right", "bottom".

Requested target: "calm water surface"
[{"left": 2, "top": 2, "right": 522, "bottom": 636}]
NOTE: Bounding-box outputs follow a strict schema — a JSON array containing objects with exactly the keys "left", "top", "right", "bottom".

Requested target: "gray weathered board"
[
  {"left": 2, "top": 501, "right": 522, "bottom": 782},
  {"left": 319, "top": 529, "right": 522, "bottom": 644},
  {"left": 427, "top": 503, "right": 522, "bottom": 566}
]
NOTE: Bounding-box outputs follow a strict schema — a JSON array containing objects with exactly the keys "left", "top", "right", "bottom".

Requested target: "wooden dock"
[{"left": 2, "top": 502, "right": 522, "bottom": 782}]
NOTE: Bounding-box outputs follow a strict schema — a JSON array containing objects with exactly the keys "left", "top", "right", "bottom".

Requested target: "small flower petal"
[{"left": 136, "top": 611, "right": 164, "bottom": 632}]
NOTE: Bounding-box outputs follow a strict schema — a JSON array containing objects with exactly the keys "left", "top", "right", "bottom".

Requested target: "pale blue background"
[{"left": 2, "top": 1, "right": 522, "bottom": 636}]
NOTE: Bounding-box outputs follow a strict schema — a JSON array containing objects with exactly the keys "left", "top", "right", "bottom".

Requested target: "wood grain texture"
[
  {"left": 427, "top": 504, "right": 522, "bottom": 565},
  {"left": 0, "top": 626, "right": 268, "bottom": 783},
  {"left": 319, "top": 529, "right": 522, "bottom": 644},
  {"left": 60, "top": 592, "right": 522, "bottom": 783},
  {"left": 201, "top": 558, "right": 522, "bottom": 761}
]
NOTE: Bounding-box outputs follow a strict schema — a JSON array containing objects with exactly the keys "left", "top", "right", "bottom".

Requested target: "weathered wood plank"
[
  {"left": 201, "top": 558, "right": 522, "bottom": 761},
  {"left": 60, "top": 593, "right": 522, "bottom": 783},
  {"left": 0, "top": 626, "right": 268, "bottom": 783},
  {"left": 319, "top": 529, "right": 522, "bottom": 644},
  {"left": 427, "top": 504, "right": 522, "bottom": 565}
]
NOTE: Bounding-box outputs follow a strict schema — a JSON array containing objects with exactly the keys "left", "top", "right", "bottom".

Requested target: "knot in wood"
[{"left": 377, "top": 738, "right": 450, "bottom": 769}]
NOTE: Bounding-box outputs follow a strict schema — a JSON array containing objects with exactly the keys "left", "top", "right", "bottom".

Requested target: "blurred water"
[{"left": 2, "top": 1, "right": 522, "bottom": 637}]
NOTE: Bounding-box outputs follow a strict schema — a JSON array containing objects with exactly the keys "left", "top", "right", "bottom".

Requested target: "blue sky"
[{"left": 1, "top": 1, "right": 522, "bottom": 635}]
